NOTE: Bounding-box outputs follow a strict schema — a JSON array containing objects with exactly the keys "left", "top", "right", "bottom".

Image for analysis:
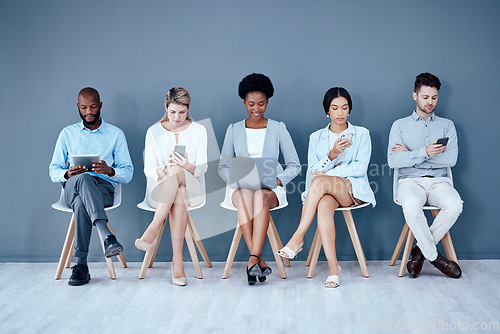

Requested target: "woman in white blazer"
[
  {"left": 218, "top": 73, "right": 300, "bottom": 285},
  {"left": 135, "top": 87, "right": 207, "bottom": 286},
  {"left": 277, "top": 87, "right": 376, "bottom": 288}
]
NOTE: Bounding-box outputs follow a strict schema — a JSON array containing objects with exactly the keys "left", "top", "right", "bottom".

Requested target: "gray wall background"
[{"left": 1, "top": 0, "right": 499, "bottom": 263}]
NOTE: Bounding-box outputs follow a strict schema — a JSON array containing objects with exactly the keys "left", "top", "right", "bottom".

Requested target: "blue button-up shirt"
[
  {"left": 49, "top": 119, "right": 134, "bottom": 187},
  {"left": 388, "top": 111, "right": 458, "bottom": 180}
]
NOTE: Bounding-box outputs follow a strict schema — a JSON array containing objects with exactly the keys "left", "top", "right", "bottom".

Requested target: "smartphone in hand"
[
  {"left": 174, "top": 145, "right": 186, "bottom": 157},
  {"left": 340, "top": 132, "right": 353, "bottom": 141},
  {"left": 436, "top": 137, "right": 449, "bottom": 146}
]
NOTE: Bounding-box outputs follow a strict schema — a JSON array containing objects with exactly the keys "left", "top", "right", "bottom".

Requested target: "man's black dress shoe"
[
  {"left": 407, "top": 246, "right": 425, "bottom": 278},
  {"left": 68, "top": 263, "right": 90, "bottom": 286},
  {"left": 104, "top": 235, "right": 123, "bottom": 258},
  {"left": 431, "top": 253, "right": 462, "bottom": 278}
]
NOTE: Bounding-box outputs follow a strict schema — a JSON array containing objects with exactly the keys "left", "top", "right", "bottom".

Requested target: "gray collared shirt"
[{"left": 388, "top": 111, "right": 458, "bottom": 180}]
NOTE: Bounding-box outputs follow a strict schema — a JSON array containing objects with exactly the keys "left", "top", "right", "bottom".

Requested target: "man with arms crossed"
[
  {"left": 49, "top": 87, "right": 133, "bottom": 285},
  {"left": 388, "top": 72, "right": 462, "bottom": 278}
]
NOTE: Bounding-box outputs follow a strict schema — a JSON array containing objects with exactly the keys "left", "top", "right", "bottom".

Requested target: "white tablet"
[{"left": 70, "top": 154, "right": 100, "bottom": 171}]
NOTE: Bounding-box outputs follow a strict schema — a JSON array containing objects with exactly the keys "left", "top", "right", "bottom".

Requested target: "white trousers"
[{"left": 397, "top": 177, "right": 463, "bottom": 261}]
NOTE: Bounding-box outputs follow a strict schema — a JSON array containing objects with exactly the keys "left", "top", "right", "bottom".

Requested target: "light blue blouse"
[
  {"left": 301, "top": 122, "right": 376, "bottom": 206},
  {"left": 218, "top": 119, "right": 301, "bottom": 186}
]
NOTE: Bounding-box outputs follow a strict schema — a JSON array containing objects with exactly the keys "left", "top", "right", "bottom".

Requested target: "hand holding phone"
[
  {"left": 436, "top": 137, "right": 449, "bottom": 146},
  {"left": 174, "top": 145, "right": 186, "bottom": 157},
  {"left": 340, "top": 132, "right": 353, "bottom": 141}
]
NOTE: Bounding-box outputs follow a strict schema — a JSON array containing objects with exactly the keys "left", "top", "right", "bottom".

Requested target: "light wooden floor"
[{"left": 1, "top": 260, "right": 499, "bottom": 334}]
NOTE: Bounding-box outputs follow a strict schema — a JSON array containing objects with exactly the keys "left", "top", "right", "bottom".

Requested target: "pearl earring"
[{"left": 326, "top": 114, "right": 330, "bottom": 118}]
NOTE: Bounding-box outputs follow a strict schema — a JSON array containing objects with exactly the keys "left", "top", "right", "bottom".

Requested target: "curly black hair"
[{"left": 238, "top": 73, "right": 274, "bottom": 100}]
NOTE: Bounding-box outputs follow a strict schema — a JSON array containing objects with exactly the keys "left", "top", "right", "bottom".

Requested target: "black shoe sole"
[
  {"left": 246, "top": 267, "right": 257, "bottom": 285},
  {"left": 68, "top": 274, "right": 91, "bottom": 286},
  {"left": 105, "top": 245, "right": 123, "bottom": 258}
]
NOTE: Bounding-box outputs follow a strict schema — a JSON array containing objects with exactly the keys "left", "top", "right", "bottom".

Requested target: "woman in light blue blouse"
[
  {"left": 219, "top": 73, "right": 301, "bottom": 285},
  {"left": 277, "top": 87, "right": 376, "bottom": 288}
]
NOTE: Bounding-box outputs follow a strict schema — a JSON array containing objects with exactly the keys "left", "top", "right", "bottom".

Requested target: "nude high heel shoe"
[
  {"left": 135, "top": 237, "right": 158, "bottom": 252},
  {"left": 171, "top": 263, "right": 187, "bottom": 286}
]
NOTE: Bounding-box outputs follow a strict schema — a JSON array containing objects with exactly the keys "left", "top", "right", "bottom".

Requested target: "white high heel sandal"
[
  {"left": 276, "top": 243, "right": 303, "bottom": 259},
  {"left": 325, "top": 266, "right": 342, "bottom": 288}
]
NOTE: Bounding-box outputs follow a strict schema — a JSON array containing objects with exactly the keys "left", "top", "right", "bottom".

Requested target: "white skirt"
[
  {"left": 222, "top": 185, "right": 287, "bottom": 210},
  {"left": 146, "top": 171, "right": 205, "bottom": 209}
]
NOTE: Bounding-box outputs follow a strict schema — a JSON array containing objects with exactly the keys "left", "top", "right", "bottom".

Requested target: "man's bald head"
[
  {"left": 78, "top": 87, "right": 100, "bottom": 102},
  {"left": 77, "top": 87, "right": 102, "bottom": 129}
]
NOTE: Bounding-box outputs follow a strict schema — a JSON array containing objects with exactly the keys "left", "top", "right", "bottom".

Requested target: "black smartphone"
[{"left": 436, "top": 137, "right": 449, "bottom": 146}]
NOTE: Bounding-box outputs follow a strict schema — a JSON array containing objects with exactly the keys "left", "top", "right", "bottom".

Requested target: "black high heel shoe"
[
  {"left": 246, "top": 267, "right": 257, "bottom": 285},
  {"left": 247, "top": 254, "right": 263, "bottom": 277},
  {"left": 259, "top": 267, "right": 272, "bottom": 281},
  {"left": 258, "top": 255, "right": 272, "bottom": 282}
]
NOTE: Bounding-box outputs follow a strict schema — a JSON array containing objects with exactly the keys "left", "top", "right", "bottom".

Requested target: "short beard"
[
  {"left": 417, "top": 104, "right": 434, "bottom": 115},
  {"left": 80, "top": 109, "right": 101, "bottom": 126}
]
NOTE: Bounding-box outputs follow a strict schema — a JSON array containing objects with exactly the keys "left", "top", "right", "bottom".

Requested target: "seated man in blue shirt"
[
  {"left": 388, "top": 73, "right": 462, "bottom": 279},
  {"left": 49, "top": 87, "right": 134, "bottom": 286}
]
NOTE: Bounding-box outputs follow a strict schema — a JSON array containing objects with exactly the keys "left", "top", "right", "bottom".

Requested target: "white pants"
[{"left": 397, "top": 177, "right": 463, "bottom": 261}]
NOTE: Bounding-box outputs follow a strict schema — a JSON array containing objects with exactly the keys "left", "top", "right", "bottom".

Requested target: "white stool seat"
[
  {"left": 219, "top": 185, "right": 287, "bottom": 211},
  {"left": 52, "top": 183, "right": 122, "bottom": 212}
]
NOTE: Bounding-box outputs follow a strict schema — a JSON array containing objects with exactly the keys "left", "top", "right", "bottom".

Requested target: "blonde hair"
[{"left": 159, "top": 87, "right": 192, "bottom": 123}]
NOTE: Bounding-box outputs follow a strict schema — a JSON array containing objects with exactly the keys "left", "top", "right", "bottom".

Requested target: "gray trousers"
[{"left": 64, "top": 173, "right": 115, "bottom": 258}]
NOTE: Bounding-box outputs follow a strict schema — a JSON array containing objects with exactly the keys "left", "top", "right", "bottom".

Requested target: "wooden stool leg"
[
  {"left": 267, "top": 216, "right": 287, "bottom": 279},
  {"left": 149, "top": 220, "right": 166, "bottom": 268},
  {"left": 222, "top": 223, "right": 242, "bottom": 279},
  {"left": 97, "top": 227, "right": 116, "bottom": 279},
  {"left": 430, "top": 209, "right": 458, "bottom": 263},
  {"left": 270, "top": 218, "right": 291, "bottom": 267},
  {"left": 307, "top": 228, "right": 322, "bottom": 278},
  {"left": 431, "top": 209, "right": 440, "bottom": 219},
  {"left": 55, "top": 214, "right": 76, "bottom": 280},
  {"left": 390, "top": 223, "right": 410, "bottom": 266},
  {"left": 138, "top": 250, "right": 155, "bottom": 279},
  {"left": 441, "top": 232, "right": 458, "bottom": 263},
  {"left": 116, "top": 251, "right": 127, "bottom": 268},
  {"left": 185, "top": 224, "right": 203, "bottom": 279},
  {"left": 398, "top": 229, "right": 414, "bottom": 277},
  {"left": 107, "top": 222, "right": 127, "bottom": 268},
  {"left": 306, "top": 228, "right": 319, "bottom": 267},
  {"left": 343, "top": 211, "right": 369, "bottom": 277},
  {"left": 65, "top": 238, "right": 74, "bottom": 268},
  {"left": 188, "top": 213, "right": 212, "bottom": 268}
]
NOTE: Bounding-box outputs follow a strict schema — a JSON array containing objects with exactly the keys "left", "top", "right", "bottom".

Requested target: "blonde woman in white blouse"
[{"left": 135, "top": 87, "right": 207, "bottom": 286}]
